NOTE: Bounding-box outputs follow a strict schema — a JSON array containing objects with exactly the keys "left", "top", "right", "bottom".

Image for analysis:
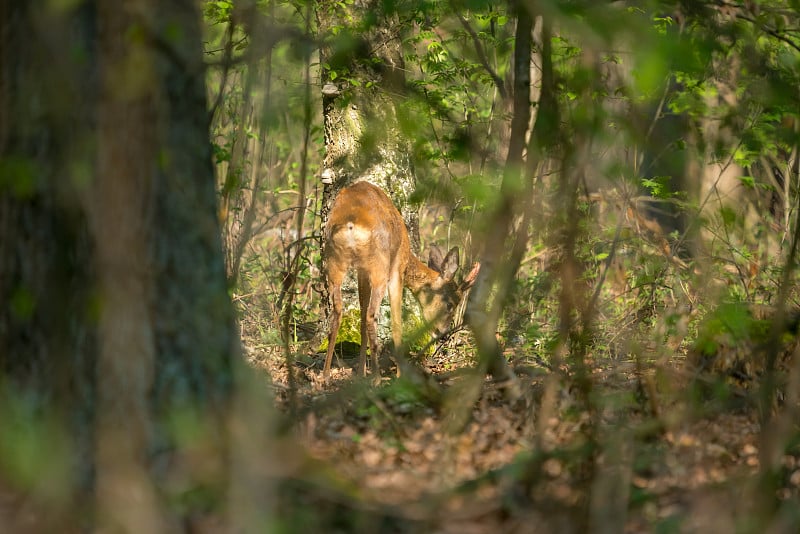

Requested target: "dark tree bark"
[
  {"left": 0, "top": 2, "right": 98, "bottom": 527},
  {"left": 0, "top": 1, "right": 236, "bottom": 530}
]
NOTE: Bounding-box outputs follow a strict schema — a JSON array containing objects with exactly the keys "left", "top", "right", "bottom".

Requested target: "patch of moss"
[{"left": 318, "top": 309, "right": 362, "bottom": 352}]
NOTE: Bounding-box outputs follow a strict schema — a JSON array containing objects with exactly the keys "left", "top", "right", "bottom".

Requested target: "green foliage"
[
  {"left": 352, "top": 377, "right": 428, "bottom": 432},
  {"left": 640, "top": 176, "right": 673, "bottom": 199},
  {"left": 202, "top": 1, "right": 800, "bottom": 529},
  {"left": 402, "top": 7, "right": 514, "bottom": 175},
  {"left": 204, "top": 0, "right": 234, "bottom": 21},
  {"left": 694, "top": 301, "right": 762, "bottom": 357},
  {"left": 0, "top": 389, "right": 71, "bottom": 499}
]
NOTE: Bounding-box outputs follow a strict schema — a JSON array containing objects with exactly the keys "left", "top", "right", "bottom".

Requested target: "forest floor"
[{"left": 248, "top": 338, "right": 798, "bottom": 534}]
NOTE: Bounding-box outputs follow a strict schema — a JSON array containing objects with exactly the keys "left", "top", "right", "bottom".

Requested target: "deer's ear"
[
  {"left": 440, "top": 247, "right": 460, "bottom": 281},
  {"left": 428, "top": 244, "right": 445, "bottom": 272},
  {"left": 461, "top": 262, "right": 480, "bottom": 290}
]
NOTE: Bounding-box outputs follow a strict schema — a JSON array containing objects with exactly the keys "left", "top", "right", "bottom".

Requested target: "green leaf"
[
  {"left": 738, "top": 175, "right": 755, "bottom": 189},
  {"left": 719, "top": 205, "right": 737, "bottom": 227}
]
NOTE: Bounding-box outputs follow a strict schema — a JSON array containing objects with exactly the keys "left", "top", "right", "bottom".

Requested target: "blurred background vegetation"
[{"left": 3, "top": 0, "right": 800, "bottom": 532}]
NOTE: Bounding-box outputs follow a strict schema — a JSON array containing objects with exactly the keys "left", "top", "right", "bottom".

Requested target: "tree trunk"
[
  {"left": 0, "top": 2, "right": 97, "bottom": 527},
  {"left": 316, "top": 0, "right": 420, "bottom": 348},
  {"left": 464, "top": 0, "right": 534, "bottom": 394},
  {"left": 0, "top": 1, "right": 236, "bottom": 530},
  {"left": 317, "top": 0, "right": 418, "bottom": 245}
]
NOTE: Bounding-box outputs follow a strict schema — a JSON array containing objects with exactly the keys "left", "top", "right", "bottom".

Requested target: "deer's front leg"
[
  {"left": 357, "top": 270, "right": 371, "bottom": 377},
  {"left": 387, "top": 271, "right": 404, "bottom": 377},
  {"left": 365, "top": 278, "right": 387, "bottom": 385}
]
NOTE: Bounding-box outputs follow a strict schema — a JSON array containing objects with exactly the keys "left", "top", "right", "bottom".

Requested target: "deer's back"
[{"left": 326, "top": 181, "right": 408, "bottom": 269}]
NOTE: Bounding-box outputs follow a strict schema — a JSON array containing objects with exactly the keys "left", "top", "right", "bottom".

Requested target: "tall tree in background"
[
  {"left": 0, "top": 1, "right": 236, "bottom": 530},
  {"left": 315, "top": 0, "right": 428, "bottom": 355},
  {"left": 464, "top": 0, "right": 535, "bottom": 392},
  {"left": 317, "top": 0, "right": 418, "bottom": 240}
]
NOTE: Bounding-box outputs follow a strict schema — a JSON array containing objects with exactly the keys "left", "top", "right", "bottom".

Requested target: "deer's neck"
[{"left": 403, "top": 254, "right": 439, "bottom": 294}]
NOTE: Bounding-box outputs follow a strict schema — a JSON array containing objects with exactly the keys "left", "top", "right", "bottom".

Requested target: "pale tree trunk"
[
  {"left": 317, "top": 1, "right": 418, "bottom": 242},
  {"left": 316, "top": 0, "right": 419, "bottom": 346},
  {"left": 91, "top": 3, "right": 163, "bottom": 528},
  {"left": 0, "top": 1, "right": 238, "bottom": 530}
]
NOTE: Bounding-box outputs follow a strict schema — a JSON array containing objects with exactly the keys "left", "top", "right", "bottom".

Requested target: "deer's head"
[{"left": 416, "top": 246, "right": 480, "bottom": 338}]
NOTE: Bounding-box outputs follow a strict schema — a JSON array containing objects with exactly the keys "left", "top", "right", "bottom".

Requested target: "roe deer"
[{"left": 323, "top": 181, "right": 479, "bottom": 382}]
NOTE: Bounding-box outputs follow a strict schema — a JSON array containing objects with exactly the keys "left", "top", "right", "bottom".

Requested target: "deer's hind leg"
[
  {"left": 358, "top": 269, "right": 386, "bottom": 384},
  {"left": 323, "top": 268, "right": 345, "bottom": 379},
  {"left": 387, "top": 268, "right": 404, "bottom": 377}
]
